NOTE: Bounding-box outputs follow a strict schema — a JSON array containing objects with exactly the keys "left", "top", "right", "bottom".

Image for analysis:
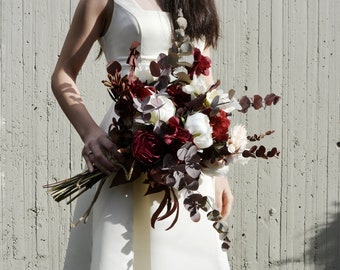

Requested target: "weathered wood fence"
[{"left": 1, "top": 0, "right": 339, "bottom": 269}]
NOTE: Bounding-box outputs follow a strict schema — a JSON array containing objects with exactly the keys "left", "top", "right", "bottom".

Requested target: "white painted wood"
[{"left": 1, "top": 0, "right": 339, "bottom": 269}]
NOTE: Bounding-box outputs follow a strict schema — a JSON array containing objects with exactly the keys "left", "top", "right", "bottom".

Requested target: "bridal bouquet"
[{"left": 45, "top": 10, "right": 280, "bottom": 251}]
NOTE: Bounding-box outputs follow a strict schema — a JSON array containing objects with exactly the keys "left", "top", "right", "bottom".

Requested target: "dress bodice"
[{"left": 99, "top": 0, "right": 172, "bottom": 70}]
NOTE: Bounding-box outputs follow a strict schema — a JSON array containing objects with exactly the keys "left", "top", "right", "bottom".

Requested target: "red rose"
[
  {"left": 131, "top": 131, "right": 164, "bottom": 165},
  {"left": 167, "top": 83, "right": 191, "bottom": 108},
  {"left": 129, "top": 79, "right": 155, "bottom": 100},
  {"left": 209, "top": 110, "right": 231, "bottom": 142},
  {"left": 187, "top": 48, "right": 211, "bottom": 78},
  {"left": 163, "top": 117, "right": 193, "bottom": 150}
]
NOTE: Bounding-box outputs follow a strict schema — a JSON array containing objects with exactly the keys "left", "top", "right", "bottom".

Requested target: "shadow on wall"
[
  {"left": 276, "top": 203, "right": 340, "bottom": 269},
  {"left": 304, "top": 203, "right": 340, "bottom": 270}
]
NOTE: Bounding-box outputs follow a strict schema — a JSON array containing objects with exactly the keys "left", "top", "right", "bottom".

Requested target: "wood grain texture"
[{"left": 1, "top": 0, "right": 339, "bottom": 269}]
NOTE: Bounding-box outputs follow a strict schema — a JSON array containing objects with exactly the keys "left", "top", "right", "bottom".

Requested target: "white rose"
[
  {"left": 193, "top": 133, "right": 213, "bottom": 149},
  {"left": 185, "top": 112, "right": 213, "bottom": 149},
  {"left": 149, "top": 96, "right": 176, "bottom": 124},
  {"left": 134, "top": 66, "right": 155, "bottom": 83},
  {"left": 183, "top": 74, "right": 207, "bottom": 97}
]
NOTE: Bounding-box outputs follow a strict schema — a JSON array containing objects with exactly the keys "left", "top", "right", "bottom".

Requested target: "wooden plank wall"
[{"left": 0, "top": 0, "right": 339, "bottom": 269}]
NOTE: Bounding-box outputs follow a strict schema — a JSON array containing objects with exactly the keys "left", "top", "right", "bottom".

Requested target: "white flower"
[
  {"left": 226, "top": 98, "right": 242, "bottom": 113},
  {"left": 134, "top": 66, "right": 155, "bottom": 83},
  {"left": 222, "top": 124, "right": 249, "bottom": 165},
  {"left": 206, "top": 88, "right": 228, "bottom": 104},
  {"left": 206, "top": 89, "right": 242, "bottom": 113},
  {"left": 183, "top": 74, "right": 207, "bottom": 97},
  {"left": 227, "top": 125, "right": 248, "bottom": 153},
  {"left": 193, "top": 133, "right": 213, "bottom": 149},
  {"left": 149, "top": 96, "right": 176, "bottom": 124},
  {"left": 185, "top": 112, "right": 213, "bottom": 149}
]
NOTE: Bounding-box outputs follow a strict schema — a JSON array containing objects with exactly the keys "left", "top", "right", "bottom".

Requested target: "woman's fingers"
[
  {"left": 82, "top": 148, "right": 95, "bottom": 173},
  {"left": 221, "top": 190, "right": 233, "bottom": 219},
  {"left": 82, "top": 146, "right": 96, "bottom": 172},
  {"left": 82, "top": 131, "right": 120, "bottom": 175},
  {"left": 215, "top": 176, "right": 234, "bottom": 220}
]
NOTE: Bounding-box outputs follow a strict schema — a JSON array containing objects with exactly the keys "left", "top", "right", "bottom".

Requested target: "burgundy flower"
[
  {"left": 131, "top": 131, "right": 164, "bottom": 166},
  {"left": 209, "top": 110, "right": 231, "bottom": 142},
  {"left": 114, "top": 94, "right": 136, "bottom": 118},
  {"left": 163, "top": 117, "right": 193, "bottom": 151},
  {"left": 187, "top": 48, "right": 211, "bottom": 78},
  {"left": 167, "top": 83, "right": 191, "bottom": 108},
  {"left": 129, "top": 79, "right": 154, "bottom": 101}
]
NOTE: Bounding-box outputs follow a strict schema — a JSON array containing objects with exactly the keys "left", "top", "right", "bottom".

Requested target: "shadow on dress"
[{"left": 63, "top": 182, "right": 134, "bottom": 270}]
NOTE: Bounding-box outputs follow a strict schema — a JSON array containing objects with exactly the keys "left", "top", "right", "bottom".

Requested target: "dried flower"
[{"left": 228, "top": 125, "right": 248, "bottom": 153}]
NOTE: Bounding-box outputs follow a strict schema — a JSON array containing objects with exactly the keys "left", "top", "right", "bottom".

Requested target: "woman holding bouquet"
[{"left": 51, "top": 0, "right": 233, "bottom": 269}]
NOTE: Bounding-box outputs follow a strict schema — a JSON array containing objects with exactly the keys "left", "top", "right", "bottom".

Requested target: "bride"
[{"left": 51, "top": 0, "right": 233, "bottom": 269}]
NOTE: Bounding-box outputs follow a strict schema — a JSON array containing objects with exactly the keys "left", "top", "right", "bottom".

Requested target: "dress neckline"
[{"left": 132, "top": 0, "right": 168, "bottom": 14}]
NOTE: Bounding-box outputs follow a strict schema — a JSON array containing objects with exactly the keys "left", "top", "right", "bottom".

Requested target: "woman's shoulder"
[
  {"left": 76, "top": 0, "right": 114, "bottom": 36},
  {"left": 77, "top": 0, "right": 113, "bottom": 19}
]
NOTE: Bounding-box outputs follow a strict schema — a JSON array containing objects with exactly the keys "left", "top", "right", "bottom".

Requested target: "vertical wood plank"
[
  {"left": 280, "top": 0, "right": 290, "bottom": 267},
  {"left": 256, "top": 0, "right": 272, "bottom": 269},
  {"left": 333, "top": 2, "right": 340, "bottom": 269},
  {"left": 314, "top": 0, "right": 331, "bottom": 268},
  {"left": 268, "top": 0, "right": 284, "bottom": 269},
  {"left": 325, "top": 0, "right": 339, "bottom": 267},
  {"left": 0, "top": 0, "right": 4, "bottom": 269},
  {"left": 2, "top": 1, "right": 25, "bottom": 269},
  {"left": 22, "top": 0, "right": 38, "bottom": 268},
  {"left": 241, "top": 0, "right": 260, "bottom": 268},
  {"left": 46, "top": 1, "right": 75, "bottom": 269},
  {"left": 303, "top": 0, "right": 319, "bottom": 269}
]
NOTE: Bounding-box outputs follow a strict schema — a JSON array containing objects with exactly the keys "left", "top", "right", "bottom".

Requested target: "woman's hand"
[
  {"left": 82, "top": 127, "right": 118, "bottom": 175},
  {"left": 215, "top": 176, "right": 234, "bottom": 220}
]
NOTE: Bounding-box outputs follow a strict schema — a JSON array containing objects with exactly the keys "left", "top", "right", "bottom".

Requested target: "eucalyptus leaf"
[
  {"left": 183, "top": 176, "right": 199, "bottom": 191},
  {"left": 162, "top": 153, "right": 177, "bottom": 168},
  {"left": 185, "top": 164, "right": 201, "bottom": 179},
  {"left": 179, "top": 42, "right": 193, "bottom": 54},
  {"left": 207, "top": 210, "right": 222, "bottom": 221},
  {"left": 165, "top": 175, "right": 176, "bottom": 186},
  {"left": 173, "top": 170, "right": 185, "bottom": 182},
  {"left": 167, "top": 52, "right": 179, "bottom": 67},
  {"left": 211, "top": 95, "right": 220, "bottom": 108},
  {"left": 173, "top": 164, "right": 186, "bottom": 173},
  {"left": 228, "top": 89, "right": 235, "bottom": 99},
  {"left": 185, "top": 145, "right": 198, "bottom": 162},
  {"left": 199, "top": 197, "right": 210, "bottom": 212},
  {"left": 177, "top": 55, "right": 194, "bottom": 67},
  {"left": 177, "top": 147, "right": 188, "bottom": 161},
  {"left": 149, "top": 61, "right": 161, "bottom": 77},
  {"left": 190, "top": 211, "right": 201, "bottom": 222},
  {"left": 175, "top": 72, "right": 192, "bottom": 84}
]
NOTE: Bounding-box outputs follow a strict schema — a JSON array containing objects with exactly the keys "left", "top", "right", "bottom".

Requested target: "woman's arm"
[
  {"left": 203, "top": 46, "right": 234, "bottom": 220},
  {"left": 51, "top": 0, "right": 116, "bottom": 175}
]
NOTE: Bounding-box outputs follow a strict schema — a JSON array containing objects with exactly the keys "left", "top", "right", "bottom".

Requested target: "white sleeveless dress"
[{"left": 63, "top": 1, "right": 231, "bottom": 269}]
